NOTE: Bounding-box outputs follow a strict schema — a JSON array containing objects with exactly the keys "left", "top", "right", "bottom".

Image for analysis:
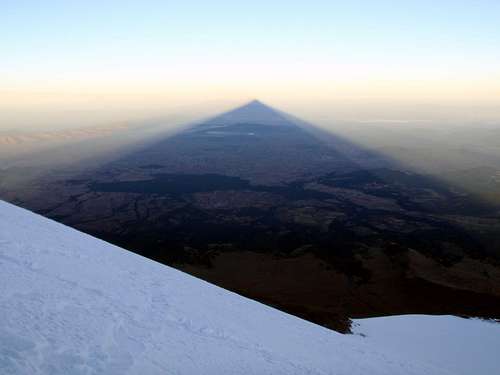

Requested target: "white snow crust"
[
  {"left": 1, "top": 200, "right": 494, "bottom": 374},
  {"left": 352, "top": 314, "right": 500, "bottom": 375}
]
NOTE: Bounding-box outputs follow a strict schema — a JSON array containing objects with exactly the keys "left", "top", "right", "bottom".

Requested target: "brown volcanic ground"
[
  {"left": 181, "top": 250, "right": 500, "bottom": 333},
  {"left": 3, "top": 101, "right": 500, "bottom": 333}
]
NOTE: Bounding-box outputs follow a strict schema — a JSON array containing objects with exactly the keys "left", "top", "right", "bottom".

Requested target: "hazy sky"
[{"left": 1, "top": 0, "right": 500, "bottom": 128}]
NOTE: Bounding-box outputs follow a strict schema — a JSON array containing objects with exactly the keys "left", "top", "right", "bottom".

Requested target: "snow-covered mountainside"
[
  {"left": 0, "top": 200, "right": 496, "bottom": 375},
  {"left": 352, "top": 315, "right": 500, "bottom": 375}
]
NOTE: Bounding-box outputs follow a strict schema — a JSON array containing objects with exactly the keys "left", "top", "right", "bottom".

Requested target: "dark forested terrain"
[{"left": 3, "top": 101, "right": 500, "bottom": 332}]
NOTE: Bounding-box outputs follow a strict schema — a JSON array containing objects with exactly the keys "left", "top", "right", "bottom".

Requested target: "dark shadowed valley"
[{"left": 2, "top": 101, "right": 500, "bottom": 332}]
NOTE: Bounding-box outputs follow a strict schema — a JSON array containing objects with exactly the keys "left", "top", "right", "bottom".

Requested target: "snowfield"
[
  {"left": 0, "top": 200, "right": 497, "bottom": 374},
  {"left": 352, "top": 315, "right": 500, "bottom": 375}
]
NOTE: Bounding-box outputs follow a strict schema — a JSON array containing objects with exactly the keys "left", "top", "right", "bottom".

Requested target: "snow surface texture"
[
  {"left": 352, "top": 315, "right": 500, "bottom": 375},
  {"left": 0, "top": 200, "right": 494, "bottom": 374}
]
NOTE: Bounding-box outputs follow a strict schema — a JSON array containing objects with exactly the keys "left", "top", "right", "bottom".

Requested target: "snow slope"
[
  {"left": 0, "top": 200, "right": 482, "bottom": 374},
  {"left": 352, "top": 315, "right": 500, "bottom": 375}
]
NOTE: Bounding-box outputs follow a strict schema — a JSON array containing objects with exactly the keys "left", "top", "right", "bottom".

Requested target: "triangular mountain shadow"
[
  {"left": 199, "top": 100, "right": 297, "bottom": 127},
  {"left": 95, "top": 100, "right": 399, "bottom": 184},
  {"left": 14, "top": 99, "right": 499, "bottom": 335},
  {"left": 102, "top": 100, "right": 402, "bottom": 184}
]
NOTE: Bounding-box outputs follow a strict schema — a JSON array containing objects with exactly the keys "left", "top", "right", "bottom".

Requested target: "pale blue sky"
[{"left": 1, "top": 0, "right": 499, "bottom": 122}]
